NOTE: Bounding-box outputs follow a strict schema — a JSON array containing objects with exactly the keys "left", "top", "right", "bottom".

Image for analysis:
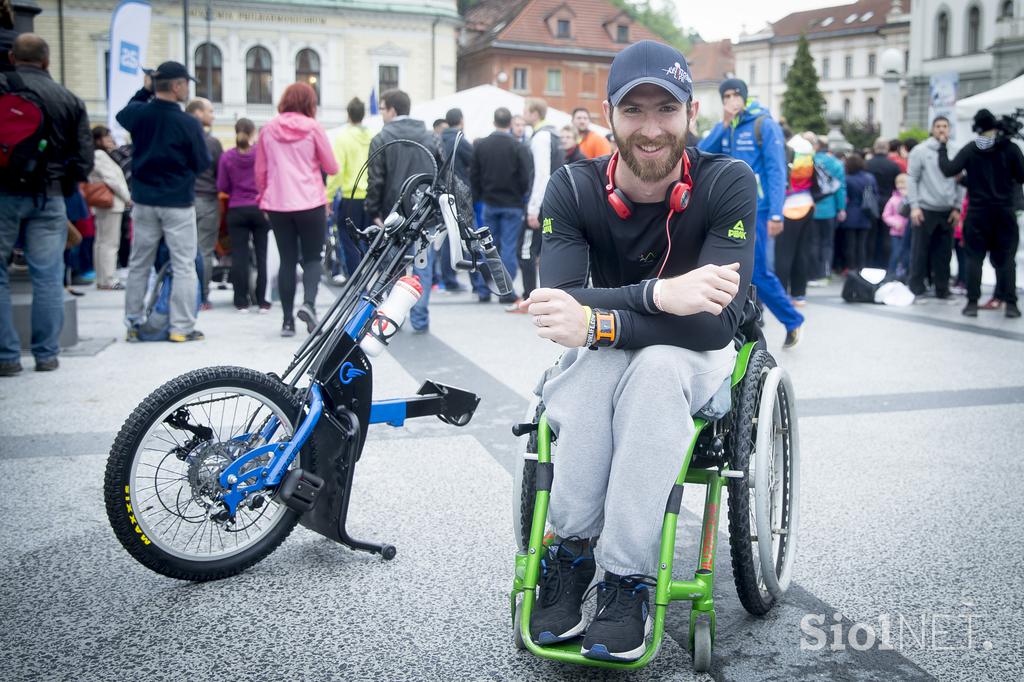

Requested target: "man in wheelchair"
[{"left": 518, "top": 40, "right": 757, "bottom": 661}]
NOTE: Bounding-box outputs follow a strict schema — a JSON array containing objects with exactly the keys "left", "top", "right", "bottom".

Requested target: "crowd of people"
[{"left": 1, "top": 31, "right": 1022, "bottom": 377}]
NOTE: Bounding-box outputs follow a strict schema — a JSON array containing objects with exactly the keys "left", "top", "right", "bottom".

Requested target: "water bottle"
[{"left": 359, "top": 276, "right": 423, "bottom": 357}]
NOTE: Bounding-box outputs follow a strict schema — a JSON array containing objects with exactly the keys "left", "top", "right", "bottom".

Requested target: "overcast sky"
[{"left": 672, "top": 0, "right": 859, "bottom": 42}]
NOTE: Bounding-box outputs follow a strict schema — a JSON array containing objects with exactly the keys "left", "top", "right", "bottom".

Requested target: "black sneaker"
[
  {"left": 168, "top": 330, "right": 205, "bottom": 343},
  {"left": 281, "top": 319, "right": 296, "bottom": 338},
  {"left": 1006, "top": 302, "right": 1021, "bottom": 319},
  {"left": 962, "top": 302, "right": 979, "bottom": 317},
  {"left": 581, "top": 573, "right": 654, "bottom": 662},
  {"left": 0, "top": 360, "right": 22, "bottom": 377},
  {"left": 529, "top": 537, "right": 595, "bottom": 645},
  {"left": 297, "top": 303, "right": 318, "bottom": 333},
  {"left": 34, "top": 356, "right": 59, "bottom": 371},
  {"left": 783, "top": 326, "right": 802, "bottom": 349}
]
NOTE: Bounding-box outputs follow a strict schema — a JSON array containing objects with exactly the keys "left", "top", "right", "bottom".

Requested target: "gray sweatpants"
[
  {"left": 125, "top": 203, "right": 198, "bottom": 336},
  {"left": 195, "top": 194, "right": 221, "bottom": 302},
  {"left": 542, "top": 343, "right": 736, "bottom": 577}
]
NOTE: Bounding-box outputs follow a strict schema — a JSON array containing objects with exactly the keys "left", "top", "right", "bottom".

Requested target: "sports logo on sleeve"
[
  {"left": 727, "top": 220, "right": 747, "bottom": 240},
  {"left": 542, "top": 217, "right": 553, "bottom": 234}
]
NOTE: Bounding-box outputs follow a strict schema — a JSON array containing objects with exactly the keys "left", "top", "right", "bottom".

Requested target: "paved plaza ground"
[{"left": 2, "top": 273, "right": 1023, "bottom": 681}]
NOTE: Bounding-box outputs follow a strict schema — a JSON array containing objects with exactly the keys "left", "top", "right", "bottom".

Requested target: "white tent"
[
  {"left": 326, "top": 84, "right": 609, "bottom": 143},
  {"left": 954, "top": 75, "right": 1024, "bottom": 142}
]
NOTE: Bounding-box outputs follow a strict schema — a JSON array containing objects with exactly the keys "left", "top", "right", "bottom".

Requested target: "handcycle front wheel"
[
  {"left": 726, "top": 348, "right": 800, "bottom": 615},
  {"left": 103, "top": 366, "right": 315, "bottom": 581}
]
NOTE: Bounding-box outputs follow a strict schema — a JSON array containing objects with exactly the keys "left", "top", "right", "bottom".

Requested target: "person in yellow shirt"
[{"left": 325, "top": 97, "right": 374, "bottom": 284}]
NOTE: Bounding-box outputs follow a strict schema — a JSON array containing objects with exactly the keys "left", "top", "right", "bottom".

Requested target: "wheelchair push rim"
[
  {"left": 127, "top": 386, "right": 296, "bottom": 562},
  {"left": 751, "top": 366, "right": 800, "bottom": 598}
]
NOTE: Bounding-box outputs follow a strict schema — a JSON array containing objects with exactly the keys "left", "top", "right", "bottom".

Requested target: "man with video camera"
[{"left": 938, "top": 109, "right": 1024, "bottom": 318}]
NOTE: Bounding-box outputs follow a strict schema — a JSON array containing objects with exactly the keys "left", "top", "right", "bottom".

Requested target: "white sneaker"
[{"left": 332, "top": 273, "right": 348, "bottom": 286}]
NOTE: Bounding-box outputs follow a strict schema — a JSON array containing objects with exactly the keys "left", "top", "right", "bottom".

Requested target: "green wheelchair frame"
[{"left": 509, "top": 338, "right": 800, "bottom": 672}]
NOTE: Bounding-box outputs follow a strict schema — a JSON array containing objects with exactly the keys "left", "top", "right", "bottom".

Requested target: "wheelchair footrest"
[{"left": 278, "top": 468, "right": 325, "bottom": 513}]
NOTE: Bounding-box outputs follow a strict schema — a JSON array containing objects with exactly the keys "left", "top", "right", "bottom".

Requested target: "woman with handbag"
[{"left": 86, "top": 126, "right": 131, "bottom": 289}]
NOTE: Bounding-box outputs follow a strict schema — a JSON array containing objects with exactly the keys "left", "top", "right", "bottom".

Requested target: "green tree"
[{"left": 782, "top": 34, "right": 826, "bottom": 133}]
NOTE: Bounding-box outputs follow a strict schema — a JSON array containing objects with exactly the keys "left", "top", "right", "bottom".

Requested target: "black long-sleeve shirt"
[
  {"left": 116, "top": 88, "right": 210, "bottom": 207},
  {"left": 938, "top": 138, "right": 1024, "bottom": 208},
  {"left": 471, "top": 130, "right": 532, "bottom": 207},
  {"left": 540, "top": 150, "right": 757, "bottom": 351}
]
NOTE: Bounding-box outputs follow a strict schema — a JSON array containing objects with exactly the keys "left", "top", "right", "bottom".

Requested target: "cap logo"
[{"left": 664, "top": 62, "right": 691, "bottom": 85}]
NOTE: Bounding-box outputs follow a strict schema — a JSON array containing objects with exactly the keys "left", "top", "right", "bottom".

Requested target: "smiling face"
[{"left": 604, "top": 83, "right": 689, "bottom": 183}]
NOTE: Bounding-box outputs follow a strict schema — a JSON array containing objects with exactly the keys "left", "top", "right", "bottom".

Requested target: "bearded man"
[{"left": 514, "top": 40, "right": 757, "bottom": 661}]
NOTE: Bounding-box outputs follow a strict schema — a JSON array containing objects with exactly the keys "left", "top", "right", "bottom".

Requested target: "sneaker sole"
[
  {"left": 296, "top": 309, "right": 317, "bottom": 333},
  {"left": 533, "top": 616, "right": 588, "bottom": 645},
  {"left": 581, "top": 615, "right": 653, "bottom": 662}
]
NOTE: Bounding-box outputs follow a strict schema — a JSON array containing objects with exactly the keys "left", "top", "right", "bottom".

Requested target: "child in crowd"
[{"left": 882, "top": 173, "right": 911, "bottom": 281}]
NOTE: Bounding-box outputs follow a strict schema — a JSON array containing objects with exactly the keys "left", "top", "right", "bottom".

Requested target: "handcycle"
[
  {"left": 104, "top": 134, "right": 514, "bottom": 580},
  {"left": 509, "top": 307, "right": 800, "bottom": 672}
]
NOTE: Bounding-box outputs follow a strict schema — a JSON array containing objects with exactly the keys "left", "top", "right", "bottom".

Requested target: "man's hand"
[
  {"left": 910, "top": 208, "right": 924, "bottom": 226},
  {"left": 527, "top": 214, "right": 540, "bottom": 230},
  {"left": 143, "top": 73, "right": 153, "bottom": 92},
  {"left": 658, "top": 263, "right": 741, "bottom": 317},
  {"left": 948, "top": 208, "right": 961, "bottom": 226},
  {"left": 767, "top": 219, "right": 784, "bottom": 237},
  {"left": 373, "top": 217, "right": 384, "bottom": 228},
  {"left": 519, "top": 288, "right": 586, "bottom": 347},
  {"left": 837, "top": 209, "right": 847, "bottom": 223},
  {"left": 723, "top": 109, "right": 735, "bottom": 127}
]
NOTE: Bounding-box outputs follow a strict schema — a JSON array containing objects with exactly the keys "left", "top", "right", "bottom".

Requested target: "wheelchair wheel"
[
  {"left": 726, "top": 348, "right": 799, "bottom": 615},
  {"left": 512, "top": 399, "right": 544, "bottom": 551},
  {"left": 691, "top": 618, "right": 712, "bottom": 673},
  {"left": 104, "top": 366, "right": 313, "bottom": 581}
]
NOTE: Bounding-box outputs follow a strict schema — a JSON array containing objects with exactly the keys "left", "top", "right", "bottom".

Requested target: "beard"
[{"left": 612, "top": 121, "right": 686, "bottom": 183}]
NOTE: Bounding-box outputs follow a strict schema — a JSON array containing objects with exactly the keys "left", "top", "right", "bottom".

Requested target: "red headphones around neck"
[{"left": 604, "top": 148, "right": 693, "bottom": 220}]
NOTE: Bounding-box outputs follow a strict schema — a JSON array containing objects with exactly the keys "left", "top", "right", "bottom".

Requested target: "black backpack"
[
  {"left": 0, "top": 72, "right": 50, "bottom": 194},
  {"left": 532, "top": 125, "right": 564, "bottom": 174}
]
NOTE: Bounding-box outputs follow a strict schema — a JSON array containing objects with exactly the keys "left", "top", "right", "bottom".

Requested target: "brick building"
[{"left": 457, "top": 0, "right": 660, "bottom": 114}]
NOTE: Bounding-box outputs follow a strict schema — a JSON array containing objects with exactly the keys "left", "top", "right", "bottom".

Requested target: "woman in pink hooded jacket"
[{"left": 255, "top": 82, "right": 338, "bottom": 337}]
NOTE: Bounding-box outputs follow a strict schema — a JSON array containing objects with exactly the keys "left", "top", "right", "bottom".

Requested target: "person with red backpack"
[{"left": 0, "top": 34, "right": 93, "bottom": 376}]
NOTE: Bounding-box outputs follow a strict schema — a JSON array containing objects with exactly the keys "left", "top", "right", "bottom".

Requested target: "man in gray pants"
[
  {"left": 187, "top": 97, "right": 223, "bottom": 309},
  {"left": 117, "top": 62, "right": 210, "bottom": 342},
  {"left": 518, "top": 40, "right": 756, "bottom": 662}
]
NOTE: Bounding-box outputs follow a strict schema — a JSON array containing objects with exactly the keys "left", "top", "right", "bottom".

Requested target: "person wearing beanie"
[
  {"left": 937, "top": 108, "right": 1024, "bottom": 318},
  {"left": 699, "top": 78, "right": 804, "bottom": 348}
]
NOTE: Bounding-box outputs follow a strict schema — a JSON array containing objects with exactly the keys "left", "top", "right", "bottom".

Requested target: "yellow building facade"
[{"left": 32, "top": 0, "right": 460, "bottom": 133}]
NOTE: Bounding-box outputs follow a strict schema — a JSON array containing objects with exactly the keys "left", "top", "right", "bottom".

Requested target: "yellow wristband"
[{"left": 582, "top": 306, "right": 593, "bottom": 327}]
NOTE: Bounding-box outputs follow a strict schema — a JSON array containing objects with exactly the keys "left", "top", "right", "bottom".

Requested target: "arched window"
[
  {"left": 194, "top": 43, "right": 222, "bottom": 103},
  {"left": 866, "top": 97, "right": 875, "bottom": 124},
  {"left": 295, "top": 49, "right": 320, "bottom": 100},
  {"left": 936, "top": 12, "right": 950, "bottom": 58},
  {"left": 1000, "top": 0, "right": 1014, "bottom": 19},
  {"left": 246, "top": 46, "right": 273, "bottom": 104},
  {"left": 967, "top": 6, "right": 982, "bottom": 53}
]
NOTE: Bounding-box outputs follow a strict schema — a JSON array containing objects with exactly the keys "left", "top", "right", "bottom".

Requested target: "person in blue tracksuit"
[{"left": 699, "top": 78, "right": 804, "bottom": 348}]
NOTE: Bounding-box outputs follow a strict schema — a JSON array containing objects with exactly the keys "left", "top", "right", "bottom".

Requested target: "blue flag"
[{"left": 369, "top": 88, "right": 379, "bottom": 116}]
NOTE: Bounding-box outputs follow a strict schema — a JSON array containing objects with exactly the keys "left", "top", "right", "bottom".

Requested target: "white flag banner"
[{"left": 107, "top": 0, "right": 152, "bottom": 144}]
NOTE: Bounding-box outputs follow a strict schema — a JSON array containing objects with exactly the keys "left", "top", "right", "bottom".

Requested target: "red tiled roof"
[
  {"left": 463, "top": 0, "right": 661, "bottom": 55},
  {"left": 760, "top": 0, "right": 911, "bottom": 40},
  {"left": 685, "top": 39, "right": 734, "bottom": 83}
]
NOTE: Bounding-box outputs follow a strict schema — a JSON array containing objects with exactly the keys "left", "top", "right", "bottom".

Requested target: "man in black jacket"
[
  {"left": 938, "top": 109, "right": 1024, "bottom": 318},
  {"left": 437, "top": 107, "right": 472, "bottom": 293},
  {"left": 117, "top": 61, "right": 210, "bottom": 343},
  {"left": 470, "top": 107, "right": 532, "bottom": 302},
  {"left": 0, "top": 34, "right": 93, "bottom": 376},
  {"left": 866, "top": 137, "right": 902, "bottom": 267},
  {"left": 366, "top": 89, "right": 442, "bottom": 332}
]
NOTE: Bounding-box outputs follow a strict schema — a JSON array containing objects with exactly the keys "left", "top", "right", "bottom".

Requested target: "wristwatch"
[{"left": 770, "top": 214, "right": 783, "bottom": 222}]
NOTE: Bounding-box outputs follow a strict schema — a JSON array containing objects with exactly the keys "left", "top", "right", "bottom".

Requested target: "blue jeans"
[
  {"left": 481, "top": 204, "right": 523, "bottom": 296},
  {"left": 753, "top": 212, "right": 804, "bottom": 333},
  {"left": 332, "top": 196, "right": 368, "bottom": 278},
  {"left": 887, "top": 233, "right": 911, "bottom": 280},
  {"left": 0, "top": 192, "right": 68, "bottom": 362},
  {"left": 409, "top": 247, "right": 435, "bottom": 331}
]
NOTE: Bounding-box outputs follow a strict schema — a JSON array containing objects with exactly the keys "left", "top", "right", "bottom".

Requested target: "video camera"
[{"left": 995, "top": 108, "right": 1024, "bottom": 142}]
